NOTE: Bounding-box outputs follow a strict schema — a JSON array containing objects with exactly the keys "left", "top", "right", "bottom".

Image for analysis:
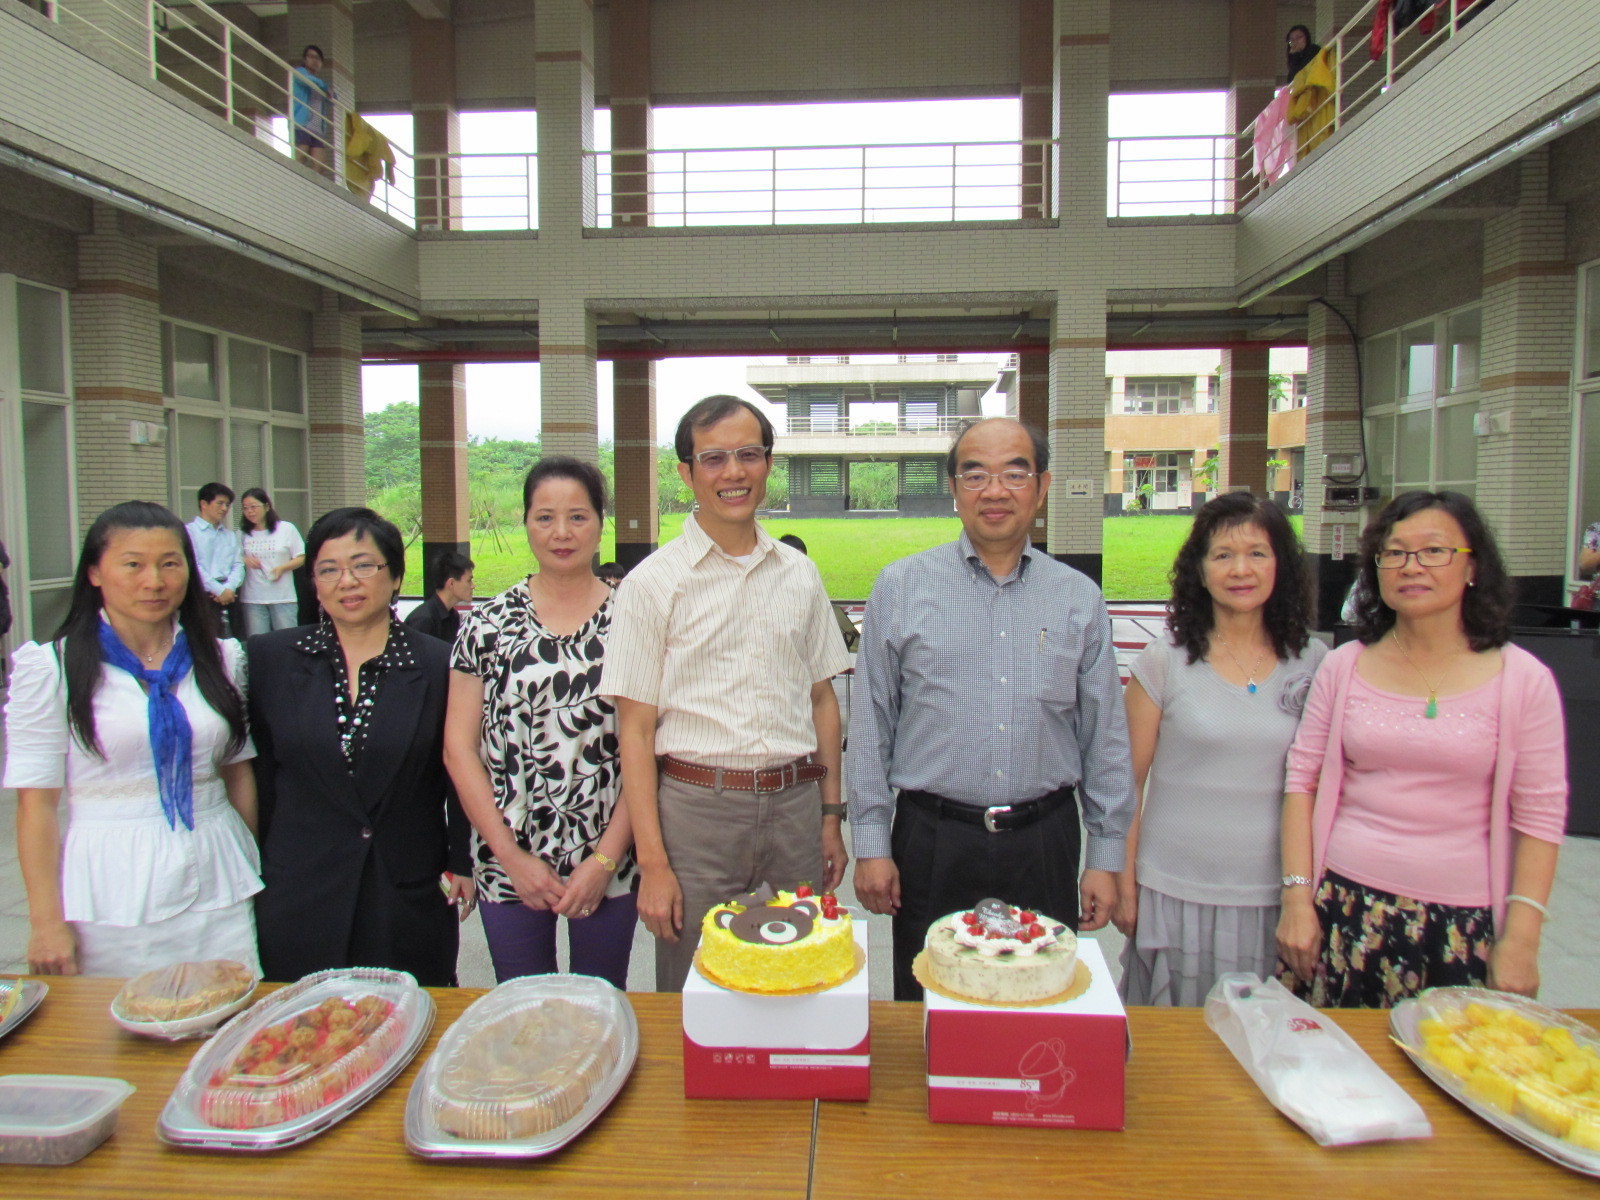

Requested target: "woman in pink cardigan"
[{"left": 1277, "top": 491, "right": 1566, "bottom": 1006}]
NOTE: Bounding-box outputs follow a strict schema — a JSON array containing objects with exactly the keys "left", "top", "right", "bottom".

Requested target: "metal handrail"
[
  {"left": 1233, "top": 0, "right": 1501, "bottom": 207},
  {"left": 1107, "top": 135, "right": 1232, "bottom": 217},
  {"left": 779, "top": 414, "right": 969, "bottom": 436}
]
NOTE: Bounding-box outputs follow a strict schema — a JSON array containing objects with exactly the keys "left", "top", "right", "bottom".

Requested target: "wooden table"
[{"left": 2, "top": 978, "right": 1597, "bottom": 1197}]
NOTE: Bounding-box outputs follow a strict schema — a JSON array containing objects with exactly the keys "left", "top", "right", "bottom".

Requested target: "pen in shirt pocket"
[{"left": 1039, "top": 628, "right": 1047, "bottom": 652}]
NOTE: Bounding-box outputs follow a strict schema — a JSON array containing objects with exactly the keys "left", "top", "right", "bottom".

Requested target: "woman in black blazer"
[{"left": 247, "top": 508, "right": 472, "bottom": 985}]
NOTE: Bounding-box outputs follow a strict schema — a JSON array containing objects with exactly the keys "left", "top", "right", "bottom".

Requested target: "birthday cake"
[
  {"left": 923, "top": 899, "right": 1078, "bottom": 1004},
  {"left": 697, "top": 885, "right": 855, "bottom": 994}
]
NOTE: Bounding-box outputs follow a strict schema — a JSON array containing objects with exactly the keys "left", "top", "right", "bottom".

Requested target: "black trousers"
[{"left": 889, "top": 785, "right": 1081, "bottom": 1001}]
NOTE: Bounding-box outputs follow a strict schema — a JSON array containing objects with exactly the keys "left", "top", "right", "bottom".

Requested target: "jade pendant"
[{"left": 1424, "top": 694, "right": 1438, "bottom": 719}]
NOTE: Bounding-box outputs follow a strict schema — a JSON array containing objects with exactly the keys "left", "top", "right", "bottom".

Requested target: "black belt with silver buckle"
[{"left": 899, "top": 786, "right": 1074, "bottom": 833}]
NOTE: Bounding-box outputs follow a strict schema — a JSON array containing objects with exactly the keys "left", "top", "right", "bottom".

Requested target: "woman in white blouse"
[
  {"left": 3, "top": 501, "right": 261, "bottom": 976},
  {"left": 238, "top": 488, "right": 306, "bottom": 637}
]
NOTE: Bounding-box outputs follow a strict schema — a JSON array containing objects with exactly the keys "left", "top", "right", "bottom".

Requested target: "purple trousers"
[{"left": 477, "top": 891, "right": 638, "bottom": 991}]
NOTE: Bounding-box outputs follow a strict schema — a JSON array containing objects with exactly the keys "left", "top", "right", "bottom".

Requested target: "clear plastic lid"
[
  {"left": 169, "top": 967, "right": 427, "bottom": 1135},
  {"left": 0, "top": 1075, "right": 135, "bottom": 1165},
  {"left": 419, "top": 975, "right": 631, "bottom": 1145},
  {"left": 1399, "top": 987, "right": 1600, "bottom": 1163},
  {"left": 112, "top": 959, "right": 259, "bottom": 1039}
]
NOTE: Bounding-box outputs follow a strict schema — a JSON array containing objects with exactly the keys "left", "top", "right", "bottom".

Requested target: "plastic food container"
[
  {"left": 112, "top": 959, "right": 259, "bottom": 1040},
  {"left": 405, "top": 974, "right": 638, "bottom": 1159},
  {"left": 0, "top": 979, "right": 48, "bottom": 1042},
  {"left": 0, "top": 1075, "right": 135, "bottom": 1165},
  {"left": 1392, "top": 986, "right": 1600, "bottom": 1177},
  {"left": 158, "top": 967, "right": 433, "bottom": 1151}
]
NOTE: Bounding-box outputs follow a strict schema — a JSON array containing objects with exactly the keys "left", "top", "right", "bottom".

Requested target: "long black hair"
[
  {"left": 1352, "top": 490, "right": 1512, "bottom": 651},
  {"left": 1167, "top": 492, "right": 1313, "bottom": 664},
  {"left": 56, "top": 501, "right": 247, "bottom": 758},
  {"left": 240, "top": 487, "right": 279, "bottom": 533}
]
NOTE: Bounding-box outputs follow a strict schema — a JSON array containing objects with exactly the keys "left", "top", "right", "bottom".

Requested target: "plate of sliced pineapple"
[{"left": 1391, "top": 987, "right": 1600, "bottom": 1176}]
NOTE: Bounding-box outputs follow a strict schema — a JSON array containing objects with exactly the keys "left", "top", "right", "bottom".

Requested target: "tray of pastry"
[
  {"left": 158, "top": 967, "right": 434, "bottom": 1151},
  {"left": 1391, "top": 986, "right": 1600, "bottom": 1177},
  {"left": 112, "top": 959, "right": 259, "bottom": 1040},
  {"left": 0, "top": 978, "right": 48, "bottom": 1042},
  {"left": 405, "top": 973, "right": 638, "bottom": 1159}
]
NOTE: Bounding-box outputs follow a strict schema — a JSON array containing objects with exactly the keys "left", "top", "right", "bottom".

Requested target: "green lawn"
[{"left": 406, "top": 513, "right": 1301, "bottom": 602}]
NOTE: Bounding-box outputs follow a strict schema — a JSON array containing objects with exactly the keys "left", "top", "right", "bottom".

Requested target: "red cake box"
[
  {"left": 682, "top": 922, "right": 870, "bottom": 1100},
  {"left": 924, "top": 938, "right": 1128, "bottom": 1129}
]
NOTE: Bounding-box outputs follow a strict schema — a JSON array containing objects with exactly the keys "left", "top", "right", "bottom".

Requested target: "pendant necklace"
[
  {"left": 1214, "top": 633, "right": 1266, "bottom": 694},
  {"left": 1391, "top": 629, "right": 1452, "bottom": 719},
  {"left": 141, "top": 638, "right": 172, "bottom": 665}
]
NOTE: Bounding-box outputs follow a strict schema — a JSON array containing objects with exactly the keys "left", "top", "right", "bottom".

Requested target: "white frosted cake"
[{"left": 923, "top": 899, "right": 1078, "bottom": 1004}]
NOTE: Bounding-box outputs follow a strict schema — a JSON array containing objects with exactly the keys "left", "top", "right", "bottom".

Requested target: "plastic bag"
[{"left": 1204, "top": 973, "right": 1432, "bottom": 1146}]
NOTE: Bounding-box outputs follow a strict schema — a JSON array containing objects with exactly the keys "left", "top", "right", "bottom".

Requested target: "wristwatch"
[{"left": 820, "top": 803, "right": 847, "bottom": 819}]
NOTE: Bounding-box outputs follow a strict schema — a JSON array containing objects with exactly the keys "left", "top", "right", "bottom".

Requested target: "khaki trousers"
[{"left": 653, "top": 772, "right": 824, "bottom": 992}]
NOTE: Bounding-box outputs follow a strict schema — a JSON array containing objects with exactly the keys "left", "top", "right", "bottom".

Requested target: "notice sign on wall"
[
  {"left": 1331, "top": 524, "right": 1346, "bottom": 560},
  {"left": 1066, "top": 480, "right": 1092, "bottom": 498}
]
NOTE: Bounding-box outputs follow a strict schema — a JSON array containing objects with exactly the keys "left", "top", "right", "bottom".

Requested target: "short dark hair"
[
  {"left": 522, "top": 455, "right": 608, "bottom": 521},
  {"left": 778, "top": 533, "right": 808, "bottom": 555},
  {"left": 1352, "top": 490, "right": 1512, "bottom": 651},
  {"left": 1167, "top": 492, "right": 1312, "bottom": 664},
  {"left": 675, "top": 395, "right": 775, "bottom": 465},
  {"left": 239, "top": 487, "right": 278, "bottom": 533},
  {"left": 198, "top": 482, "right": 234, "bottom": 506},
  {"left": 596, "top": 561, "right": 627, "bottom": 582},
  {"left": 302, "top": 43, "right": 324, "bottom": 59},
  {"left": 305, "top": 507, "right": 406, "bottom": 588},
  {"left": 436, "top": 551, "right": 475, "bottom": 584},
  {"left": 945, "top": 418, "right": 1050, "bottom": 479}
]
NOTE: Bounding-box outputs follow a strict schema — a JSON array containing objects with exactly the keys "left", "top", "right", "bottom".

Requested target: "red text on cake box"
[
  {"left": 924, "top": 938, "right": 1128, "bottom": 1129},
  {"left": 682, "top": 922, "right": 869, "bottom": 1101}
]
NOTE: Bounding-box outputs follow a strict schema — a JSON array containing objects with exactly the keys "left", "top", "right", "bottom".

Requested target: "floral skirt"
[{"left": 1285, "top": 869, "right": 1493, "bottom": 1008}]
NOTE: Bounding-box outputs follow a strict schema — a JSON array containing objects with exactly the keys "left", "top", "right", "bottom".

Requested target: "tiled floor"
[{"left": 2, "top": 669, "right": 1597, "bottom": 1007}]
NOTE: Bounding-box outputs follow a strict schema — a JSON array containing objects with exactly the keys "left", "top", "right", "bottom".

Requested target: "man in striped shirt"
[
  {"left": 601, "top": 396, "right": 851, "bottom": 992},
  {"left": 848, "top": 417, "right": 1136, "bottom": 1000}
]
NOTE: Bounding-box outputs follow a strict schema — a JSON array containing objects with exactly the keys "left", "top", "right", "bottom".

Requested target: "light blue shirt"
[
  {"left": 847, "top": 533, "right": 1136, "bottom": 870},
  {"left": 186, "top": 515, "right": 243, "bottom": 597}
]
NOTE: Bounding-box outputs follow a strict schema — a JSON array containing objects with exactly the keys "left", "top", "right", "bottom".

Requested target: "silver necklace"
[
  {"left": 141, "top": 638, "right": 172, "bottom": 665},
  {"left": 1214, "top": 632, "right": 1266, "bottom": 694}
]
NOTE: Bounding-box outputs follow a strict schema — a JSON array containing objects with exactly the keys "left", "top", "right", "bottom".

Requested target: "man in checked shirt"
[{"left": 848, "top": 417, "right": 1136, "bottom": 1000}]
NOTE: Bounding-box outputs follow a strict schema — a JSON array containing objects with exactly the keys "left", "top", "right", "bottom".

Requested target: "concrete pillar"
[
  {"left": 1314, "top": 0, "right": 1368, "bottom": 43},
  {"left": 1302, "top": 260, "right": 1362, "bottom": 626},
  {"left": 284, "top": 0, "right": 355, "bottom": 175},
  {"left": 1054, "top": 0, "right": 1109, "bottom": 229},
  {"left": 1217, "top": 345, "right": 1270, "bottom": 492},
  {"left": 535, "top": 0, "right": 598, "bottom": 237},
  {"left": 541, "top": 301, "right": 599, "bottom": 462},
  {"left": 307, "top": 288, "right": 364, "bottom": 512},
  {"left": 418, "top": 362, "right": 470, "bottom": 594},
  {"left": 411, "top": 11, "right": 461, "bottom": 230},
  {"left": 1229, "top": 0, "right": 1279, "bottom": 200},
  {"left": 1047, "top": 300, "right": 1107, "bottom": 582},
  {"left": 612, "top": 359, "right": 658, "bottom": 569},
  {"left": 71, "top": 203, "right": 165, "bottom": 525},
  {"left": 1475, "top": 150, "right": 1572, "bottom": 606},
  {"left": 1019, "top": 0, "right": 1053, "bottom": 220},
  {"left": 609, "top": 0, "right": 653, "bottom": 228},
  {"left": 1016, "top": 348, "right": 1050, "bottom": 549},
  {"left": 62, "top": 0, "right": 152, "bottom": 78}
]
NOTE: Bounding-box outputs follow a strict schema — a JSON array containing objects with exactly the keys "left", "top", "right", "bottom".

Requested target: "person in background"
[
  {"left": 596, "top": 562, "right": 627, "bottom": 589},
  {"left": 0, "top": 537, "right": 11, "bottom": 674},
  {"left": 238, "top": 488, "right": 306, "bottom": 639},
  {"left": 602, "top": 395, "right": 850, "bottom": 992},
  {"left": 1115, "top": 494, "right": 1327, "bottom": 1006},
  {"left": 186, "top": 482, "right": 242, "bottom": 640},
  {"left": 779, "top": 533, "right": 859, "bottom": 650},
  {"left": 446, "top": 458, "right": 635, "bottom": 989},
  {"left": 1278, "top": 491, "right": 1567, "bottom": 1006},
  {"left": 5, "top": 501, "right": 260, "bottom": 977},
  {"left": 248, "top": 507, "right": 473, "bottom": 986},
  {"left": 405, "top": 552, "right": 475, "bottom": 645},
  {"left": 1578, "top": 520, "right": 1600, "bottom": 579},
  {"left": 1286, "top": 23, "right": 1320, "bottom": 77},
  {"left": 849, "top": 417, "right": 1136, "bottom": 1000},
  {"left": 290, "top": 44, "right": 333, "bottom": 173}
]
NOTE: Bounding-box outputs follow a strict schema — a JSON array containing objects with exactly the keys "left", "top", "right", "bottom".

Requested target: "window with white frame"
[
  {"left": 1123, "top": 451, "right": 1179, "bottom": 494},
  {"left": 162, "top": 321, "right": 311, "bottom": 533},
  {"left": 1124, "top": 377, "right": 1188, "bottom": 415},
  {"left": 1, "top": 278, "right": 76, "bottom": 641},
  {"left": 1361, "top": 303, "right": 1482, "bottom": 501}
]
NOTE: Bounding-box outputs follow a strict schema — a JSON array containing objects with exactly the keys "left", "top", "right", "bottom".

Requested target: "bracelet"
[
  {"left": 1506, "top": 893, "right": 1551, "bottom": 918},
  {"left": 1281, "top": 874, "right": 1313, "bottom": 888},
  {"left": 592, "top": 849, "right": 619, "bottom": 874},
  {"left": 820, "top": 803, "right": 847, "bottom": 819}
]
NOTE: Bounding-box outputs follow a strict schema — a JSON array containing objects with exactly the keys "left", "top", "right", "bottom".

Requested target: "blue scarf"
[{"left": 97, "top": 620, "right": 196, "bottom": 831}]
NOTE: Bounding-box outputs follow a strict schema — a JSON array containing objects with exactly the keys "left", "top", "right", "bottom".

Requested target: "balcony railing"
[
  {"left": 591, "top": 140, "right": 1053, "bottom": 227},
  {"left": 779, "top": 415, "right": 968, "bottom": 437},
  {"left": 1107, "top": 136, "right": 1232, "bottom": 217}
]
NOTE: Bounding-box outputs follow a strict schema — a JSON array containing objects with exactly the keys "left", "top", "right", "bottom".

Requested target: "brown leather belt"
[{"left": 658, "top": 754, "right": 826, "bottom": 793}]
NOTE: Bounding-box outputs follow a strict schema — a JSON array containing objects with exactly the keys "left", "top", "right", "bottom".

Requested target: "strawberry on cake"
[{"left": 922, "top": 897, "right": 1078, "bottom": 1004}]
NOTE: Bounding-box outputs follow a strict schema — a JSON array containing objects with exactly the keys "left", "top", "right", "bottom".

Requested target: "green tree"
[{"left": 364, "top": 401, "right": 421, "bottom": 494}]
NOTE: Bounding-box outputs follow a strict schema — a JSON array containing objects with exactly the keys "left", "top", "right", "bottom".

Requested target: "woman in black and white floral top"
[{"left": 444, "top": 456, "right": 636, "bottom": 988}]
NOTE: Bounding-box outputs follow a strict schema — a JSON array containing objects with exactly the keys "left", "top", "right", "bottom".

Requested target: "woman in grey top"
[{"left": 1115, "top": 493, "right": 1327, "bottom": 1005}]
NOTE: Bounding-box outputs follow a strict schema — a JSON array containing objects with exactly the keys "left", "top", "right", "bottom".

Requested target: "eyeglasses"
[
  {"left": 313, "top": 561, "right": 388, "bottom": 584},
  {"left": 1374, "top": 546, "right": 1472, "bottom": 569},
  {"left": 957, "top": 469, "right": 1037, "bottom": 491},
  {"left": 689, "top": 445, "right": 768, "bottom": 471}
]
